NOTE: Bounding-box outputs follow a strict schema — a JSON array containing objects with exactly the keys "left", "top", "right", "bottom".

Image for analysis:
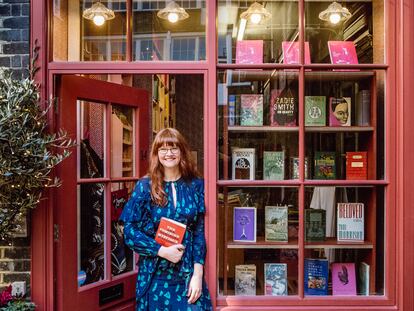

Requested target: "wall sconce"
[
  {"left": 319, "top": 2, "right": 352, "bottom": 25},
  {"left": 240, "top": 2, "right": 271, "bottom": 25},
  {"left": 157, "top": 1, "right": 189, "bottom": 23},
  {"left": 83, "top": 1, "right": 115, "bottom": 26}
]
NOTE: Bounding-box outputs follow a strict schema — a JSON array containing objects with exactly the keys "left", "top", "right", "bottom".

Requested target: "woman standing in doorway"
[{"left": 120, "top": 128, "right": 212, "bottom": 311}]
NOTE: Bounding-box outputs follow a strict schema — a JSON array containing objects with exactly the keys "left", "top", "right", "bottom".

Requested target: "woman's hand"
[
  {"left": 157, "top": 244, "right": 185, "bottom": 263},
  {"left": 187, "top": 273, "right": 202, "bottom": 304}
]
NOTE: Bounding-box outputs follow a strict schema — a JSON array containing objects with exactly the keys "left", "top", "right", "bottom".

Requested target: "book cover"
[
  {"left": 282, "top": 41, "right": 311, "bottom": 64},
  {"left": 346, "top": 151, "right": 367, "bottom": 180},
  {"left": 305, "top": 96, "right": 326, "bottom": 126},
  {"left": 337, "top": 203, "right": 364, "bottom": 242},
  {"left": 241, "top": 94, "right": 264, "bottom": 126},
  {"left": 332, "top": 263, "right": 357, "bottom": 296},
  {"left": 291, "top": 157, "right": 308, "bottom": 179},
  {"left": 270, "top": 89, "right": 297, "bottom": 126},
  {"left": 265, "top": 206, "right": 288, "bottom": 242},
  {"left": 155, "top": 217, "right": 187, "bottom": 247},
  {"left": 358, "top": 262, "right": 370, "bottom": 295},
  {"left": 305, "top": 209, "right": 326, "bottom": 242},
  {"left": 304, "top": 258, "right": 329, "bottom": 295},
  {"left": 235, "top": 264, "right": 256, "bottom": 295},
  {"left": 329, "top": 97, "right": 351, "bottom": 126},
  {"left": 232, "top": 148, "right": 255, "bottom": 180},
  {"left": 236, "top": 40, "right": 264, "bottom": 64},
  {"left": 328, "top": 41, "right": 359, "bottom": 65},
  {"left": 264, "top": 263, "right": 288, "bottom": 296},
  {"left": 356, "top": 90, "right": 371, "bottom": 126},
  {"left": 228, "top": 94, "right": 236, "bottom": 126},
  {"left": 235, "top": 94, "right": 241, "bottom": 125},
  {"left": 233, "top": 207, "right": 257, "bottom": 242},
  {"left": 263, "top": 151, "right": 285, "bottom": 180},
  {"left": 111, "top": 188, "right": 128, "bottom": 221},
  {"left": 314, "top": 151, "right": 336, "bottom": 179}
]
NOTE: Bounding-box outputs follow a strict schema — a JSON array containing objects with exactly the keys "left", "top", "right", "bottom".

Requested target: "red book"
[
  {"left": 236, "top": 40, "right": 264, "bottom": 64},
  {"left": 282, "top": 41, "right": 311, "bottom": 64},
  {"left": 155, "top": 217, "right": 187, "bottom": 247},
  {"left": 346, "top": 152, "right": 367, "bottom": 180},
  {"left": 328, "top": 41, "right": 358, "bottom": 65}
]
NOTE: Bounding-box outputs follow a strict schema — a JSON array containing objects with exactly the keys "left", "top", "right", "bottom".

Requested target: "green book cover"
[
  {"left": 305, "top": 209, "right": 326, "bottom": 242},
  {"left": 263, "top": 151, "right": 285, "bottom": 180},
  {"left": 265, "top": 206, "right": 288, "bottom": 242},
  {"left": 314, "top": 151, "right": 336, "bottom": 179},
  {"left": 241, "top": 94, "right": 263, "bottom": 126},
  {"left": 305, "top": 96, "right": 326, "bottom": 126}
]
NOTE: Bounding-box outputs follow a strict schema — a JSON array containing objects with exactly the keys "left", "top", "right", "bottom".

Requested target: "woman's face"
[
  {"left": 158, "top": 144, "right": 181, "bottom": 169},
  {"left": 333, "top": 102, "right": 349, "bottom": 124}
]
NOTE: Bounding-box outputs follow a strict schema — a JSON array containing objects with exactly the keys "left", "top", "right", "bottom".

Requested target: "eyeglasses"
[{"left": 158, "top": 147, "right": 180, "bottom": 155}]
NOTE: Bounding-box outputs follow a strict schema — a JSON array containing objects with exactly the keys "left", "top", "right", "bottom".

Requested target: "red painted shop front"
[{"left": 28, "top": 0, "right": 414, "bottom": 309}]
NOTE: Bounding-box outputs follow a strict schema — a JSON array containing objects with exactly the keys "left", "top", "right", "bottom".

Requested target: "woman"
[{"left": 120, "top": 128, "right": 212, "bottom": 311}]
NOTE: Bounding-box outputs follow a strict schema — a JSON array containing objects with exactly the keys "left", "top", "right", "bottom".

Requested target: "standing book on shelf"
[
  {"left": 356, "top": 90, "right": 371, "bottom": 126},
  {"left": 235, "top": 40, "right": 264, "bottom": 64},
  {"left": 240, "top": 94, "right": 263, "bottom": 126},
  {"left": 270, "top": 89, "right": 297, "bottom": 126},
  {"left": 228, "top": 94, "right": 236, "bottom": 126},
  {"left": 235, "top": 264, "right": 256, "bottom": 295},
  {"left": 358, "top": 262, "right": 370, "bottom": 295},
  {"left": 304, "top": 258, "right": 329, "bottom": 295},
  {"left": 346, "top": 151, "right": 368, "bottom": 180},
  {"left": 328, "top": 41, "right": 359, "bottom": 65},
  {"left": 332, "top": 263, "right": 357, "bottom": 296},
  {"left": 305, "top": 96, "right": 326, "bottom": 126},
  {"left": 263, "top": 151, "right": 285, "bottom": 180},
  {"left": 232, "top": 148, "right": 255, "bottom": 180},
  {"left": 291, "top": 157, "right": 308, "bottom": 179},
  {"left": 305, "top": 209, "right": 326, "bottom": 242},
  {"left": 329, "top": 97, "right": 351, "bottom": 126},
  {"left": 155, "top": 217, "right": 187, "bottom": 247},
  {"left": 337, "top": 203, "right": 364, "bottom": 242},
  {"left": 233, "top": 207, "right": 257, "bottom": 242},
  {"left": 264, "top": 263, "right": 288, "bottom": 296},
  {"left": 265, "top": 206, "right": 288, "bottom": 242},
  {"left": 282, "top": 41, "right": 311, "bottom": 64},
  {"left": 314, "top": 151, "right": 336, "bottom": 179}
]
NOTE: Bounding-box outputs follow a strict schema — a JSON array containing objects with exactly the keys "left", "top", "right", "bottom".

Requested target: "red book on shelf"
[
  {"left": 328, "top": 41, "right": 358, "bottom": 65},
  {"left": 282, "top": 41, "right": 311, "bottom": 64},
  {"left": 346, "top": 152, "right": 367, "bottom": 180},
  {"left": 155, "top": 217, "right": 187, "bottom": 247},
  {"left": 236, "top": 40, "right": 264, "bottom": 64}
]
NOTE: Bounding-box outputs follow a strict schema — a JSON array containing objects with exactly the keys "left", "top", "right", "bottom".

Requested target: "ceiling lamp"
[
  {"left": 240, "top": 2, "right": 271, "bottom": 25},
  {"left": 319, "top": 2, "right": 352, "bottom": 25},
  {"left": 157, "top": 1, "right": 189, "bottom": 23},
  {"left": 83, "top": 2, "right": 115, "bottom": 26}
]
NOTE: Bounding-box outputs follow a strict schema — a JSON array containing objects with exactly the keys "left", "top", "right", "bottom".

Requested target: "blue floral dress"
[{"left": 120, "top": 177, "right": 213, "bottom": 311}]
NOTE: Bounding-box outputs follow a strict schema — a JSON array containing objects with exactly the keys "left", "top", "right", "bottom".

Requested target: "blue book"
[
  {"left": 228, "top": 95, "right": 236, "bottom": 126},
  {"left": 304, "top": 258, "right": 329, "bottom": 295}
]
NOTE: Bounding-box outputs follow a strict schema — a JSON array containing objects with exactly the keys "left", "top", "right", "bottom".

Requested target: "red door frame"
[{"left": 29, "top": 0, "right": 414, "bottom": 310}]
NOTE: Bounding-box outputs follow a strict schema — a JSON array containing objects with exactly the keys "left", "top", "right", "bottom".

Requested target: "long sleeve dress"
[{"left": 120, "top": 176, "right": 213, "bottom": 311}]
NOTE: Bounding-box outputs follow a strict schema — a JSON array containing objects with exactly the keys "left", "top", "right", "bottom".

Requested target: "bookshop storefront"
[{"left": 29, "top": 0, "right": 414, "bottom": 309}]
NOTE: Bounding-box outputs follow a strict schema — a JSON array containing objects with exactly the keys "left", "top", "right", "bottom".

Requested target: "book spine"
[{"left": 228, "top": 95, "right": 236, "bottom": 126}]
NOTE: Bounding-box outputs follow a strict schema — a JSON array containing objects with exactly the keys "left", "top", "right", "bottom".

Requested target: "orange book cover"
[{"left": 155, "top": 217, "right": 187, "bottom": 247}]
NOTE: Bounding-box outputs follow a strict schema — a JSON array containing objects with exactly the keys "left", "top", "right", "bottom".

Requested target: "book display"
[{"left": 331, "top": 263, "right": 357, "bottom": 295}]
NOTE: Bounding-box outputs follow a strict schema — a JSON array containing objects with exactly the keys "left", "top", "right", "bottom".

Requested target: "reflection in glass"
[{"left": 78, "top": 183, "right": 105, "bottom": 287}]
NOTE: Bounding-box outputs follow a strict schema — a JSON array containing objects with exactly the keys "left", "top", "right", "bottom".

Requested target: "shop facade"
[{"left": 28, "top": 0, "right": 414, "bottom": 309}]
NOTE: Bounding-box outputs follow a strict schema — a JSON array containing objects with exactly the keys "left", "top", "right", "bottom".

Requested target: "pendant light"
[
  {"left": 240, "top": 2, "right": 271, "bottom": 25},
  {"left": 157, "top": 1, "right": 189, "bottom": 23},
  {"left": 83, "top": 1, "right": 115, "bottom": 26},
  {"left": 319, "top": 2, "right": 352, "bottom": 25}
]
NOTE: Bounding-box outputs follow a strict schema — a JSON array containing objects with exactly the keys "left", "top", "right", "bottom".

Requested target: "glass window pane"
[{"left": 78, "top": 183, "right": 105, "bottom": 287}]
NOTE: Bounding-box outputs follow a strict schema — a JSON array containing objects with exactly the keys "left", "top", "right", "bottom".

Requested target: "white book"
[
  {"left": 337, "top": 203, "right": 364, "bottom": 242},
  {"left": 235, "top": 264, "right": 256, "bottom": 296},
  {"left": 232, "top": 148, "right": 255, "bottom": 180}
]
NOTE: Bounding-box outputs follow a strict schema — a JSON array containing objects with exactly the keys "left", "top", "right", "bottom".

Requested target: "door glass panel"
[
  {"left": 78, "top": 100, "right": 106, "bottom": 179},
  {"left": 111, "top": 105, "right": 135, "bottom": 177},
  {"left": 78, "top": 183, "right": 105, "bottom": 287}
]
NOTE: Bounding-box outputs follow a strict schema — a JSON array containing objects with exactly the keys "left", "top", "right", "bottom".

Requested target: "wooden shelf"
[
  {"left": 122, "top": 168, "right": 132, "bottom": 172},
  {"left": 122, "top": 158, "right": 132, "bottom": 163},
  {"left": 123, "top": 124, "right": 133, "bottom": 131},
  {"left": 305, "top": 126, "right": 374, "bottom": 132},
  {"left": 305, "top": 238, "right": 374, "bottom": 249},
  {"left": 217, "top": 180, "right": 301, "bottom": 187},
  {"left": 227, "top": 238, "right": 298, "bottom": 249},
  {"left": 217, "top": 180, "right": 386, "bottom": 187},
  {"left": 122, "top": 139, "right": 132, "bottom": 145},
  {"left": 228, "top": 126, "right": 299, "bottom": 133},
  {"left": 305, "top": 71, "right": 375, "bottom": 81}
]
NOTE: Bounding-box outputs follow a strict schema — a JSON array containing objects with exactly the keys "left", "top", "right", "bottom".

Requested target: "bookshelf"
[{"left": 152, "top": 74, "right": 176, "bottom": 135}]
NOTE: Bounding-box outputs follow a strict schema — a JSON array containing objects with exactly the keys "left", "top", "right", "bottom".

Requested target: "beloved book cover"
[
  {"left": 228, "top": 94, "right": 236, "bottom": 126},
  {"left": 232, "top": 148, "right": 255, "bottom": 180},
  {"left": 329, "top": 97, "right": 351, "bottom": 126},
  {"left": 265, "top": 206, "right": 288, "bottom": 242},
  {"left": 305, "top": 96, "right": 326, "bottom": 126},
  {"left": 314, "top": 151, "right": 336, "bottom": 179},
  {"left": 282, "top": 41, "right": 311, "bottom": 64},
  {"left": 155, "top": 217, "right": 187, "bottom": 247},
  {"left": 305, "top": 209, "right": 326, "bottom": 242},
  {"left": 332, "top": 263, "right": 357, "bottom": 296},
  {"left": 235, "top": 264, "right": 256, "bottom": 295},
  {"left": 241, "top": 94, "right": 263, "bottom": 126},
  {"left": 263, "top": 151, "right": 285, "bottom": 180},
  {"left": 356, "top": 90, "right": 371, "bottom": 126},
  {"left": 358, "top": 262, "right": 370, "bottom": 295},
  {"left": 304, "top": 258, "right": 329, "bottom": 295},
  {"left": 328, "top": 41, "right": 359, "bottom": 65},
  {"left": 346, "top": 151, "right": 367, "bottom": 180},
  {"left": 270, "top": 89, "right": 297, "bottom": 126},
  {"left": 264, "top": 263, "right": 288, "bottom": 296},
  {"left": 233, "top": 207, "right": 257, "bottom": 242},
  {"left": 337, "top": 203, "right": 364, "bottom": 242},
  {"left": 236, "top": 40, "right": 264, "bottom": 64},
  {"left": 291, "top": 157, "right": 308, "bottom": 179}
]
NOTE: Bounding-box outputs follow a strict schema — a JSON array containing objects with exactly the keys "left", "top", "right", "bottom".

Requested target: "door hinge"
[{"left": 53, "top": 224, "right": 60, "bottom": 242}]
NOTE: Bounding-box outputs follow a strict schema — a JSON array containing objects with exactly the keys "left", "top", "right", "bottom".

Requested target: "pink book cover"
[
  {"left": 329, "top": 97, "right": 351, "bottom": 126},
  {"left": 236, "top": 40, "right": 264, "bottom": 64},
  {"left": 282, "top": 41, "right": 311, "bottom": 64},
  {"left": 332, "top": 263, "right": 357, "bottom": 296},
  {"left": 328, "top": 41, "right": 359, "bottom": 65}
]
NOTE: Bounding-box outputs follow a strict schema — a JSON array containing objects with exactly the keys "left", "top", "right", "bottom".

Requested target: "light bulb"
[
  {"left": 249, "top": 13, "right": 262, "bottom": 24},
  {"left": 329, "top": 13, "right": 341, "bottom": 24},
  {"left": 167, "top": 12, "right": 179, "bottom": 23},
  {"left": 93, "top": 15, "right": 105, "bottom": 26}
]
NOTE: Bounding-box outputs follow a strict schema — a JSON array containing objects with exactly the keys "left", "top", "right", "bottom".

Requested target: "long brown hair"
[{"left": 148, "top": 128, "right": 200, "bottom": 206}]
